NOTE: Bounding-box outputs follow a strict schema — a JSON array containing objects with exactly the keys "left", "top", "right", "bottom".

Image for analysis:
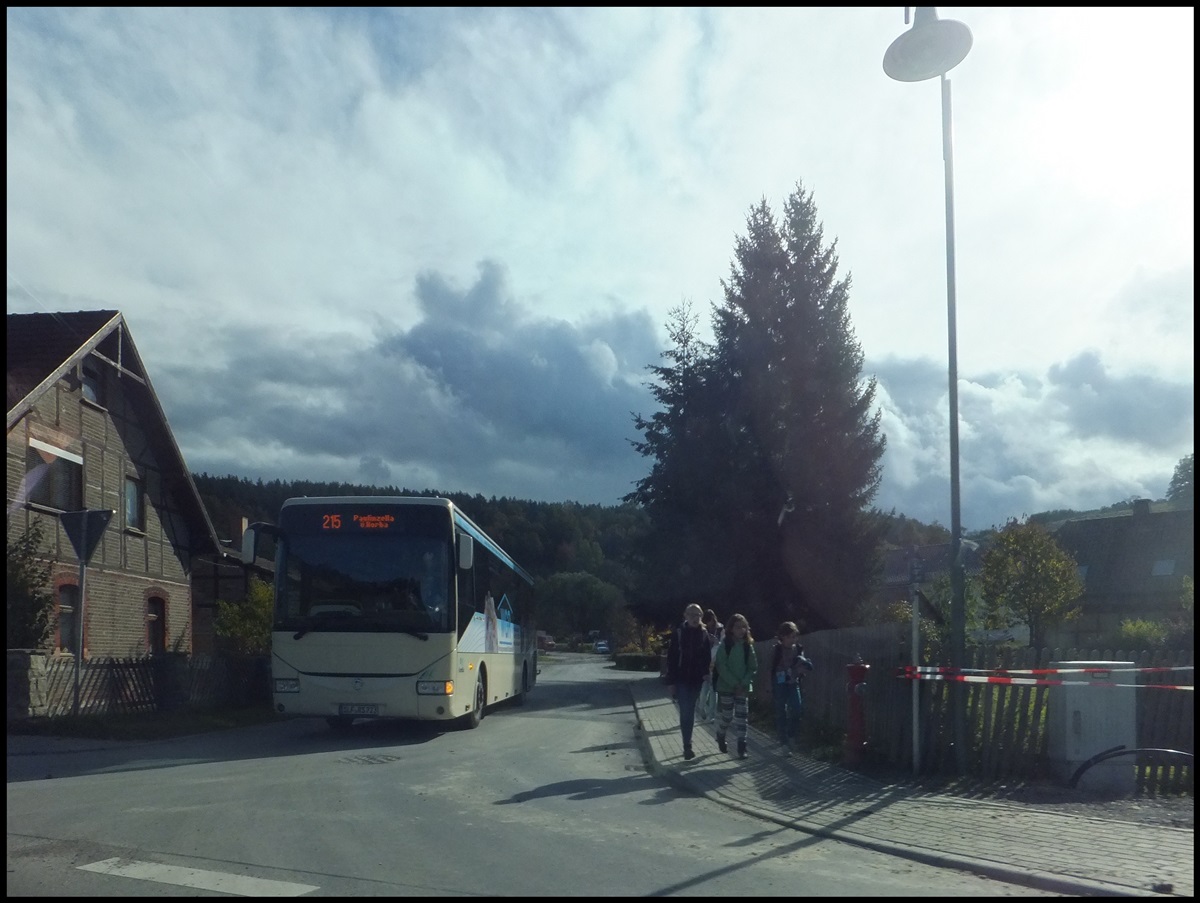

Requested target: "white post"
[
  {"left": 73, "top": 519, "right": 88, "bottom": 717},
  {"left": 911, "top": 578, "right": 920, "bottom": 775}
]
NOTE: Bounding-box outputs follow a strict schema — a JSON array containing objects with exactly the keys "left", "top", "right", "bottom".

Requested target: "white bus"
[{"left": 242, "top": 496, "right": 536, "bottom": 730}]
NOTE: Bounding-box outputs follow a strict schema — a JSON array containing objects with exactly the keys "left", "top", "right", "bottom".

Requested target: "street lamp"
[{"left": 883, "top": 6, "right": 972, "bottom": 775}]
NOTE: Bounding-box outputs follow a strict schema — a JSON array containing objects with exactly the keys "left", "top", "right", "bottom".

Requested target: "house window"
[
  {"left": 147, "top": 597, "right": 166, "bottom": 655},
  {"left": 81, "top": 360, "right": 105, "bottom": 406},
  {"left": 125, "top": 476, "right": 145, "bottom": 532},
  {"left": 25, "top": 439, "right": 83, "bottom": 511},
  {"left": 58, "top": 584, "right": 80, "bottom": 655},
  {"left": 1151, "top": 559, "right": 1175, "bottom": 577}
]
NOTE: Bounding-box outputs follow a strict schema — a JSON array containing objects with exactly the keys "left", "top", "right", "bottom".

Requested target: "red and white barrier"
[
  {"left": 895, "top": 664, "right": 1193, "bottom": 691},
  {"left": 900, "top": 664, "right": 1192, "bottom": 676}
]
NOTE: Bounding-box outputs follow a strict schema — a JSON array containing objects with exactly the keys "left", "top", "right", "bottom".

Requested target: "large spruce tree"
[
  {"left": 629, "top": 183, "right": 887, "bottom": 632},
  {"left": 626, "top": 304, "right": 739, "bottom": 624}
]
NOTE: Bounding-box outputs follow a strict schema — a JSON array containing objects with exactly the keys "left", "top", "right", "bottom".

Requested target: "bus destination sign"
[{"left": 321, "top": 513, "right": 396, "bottom": 530}]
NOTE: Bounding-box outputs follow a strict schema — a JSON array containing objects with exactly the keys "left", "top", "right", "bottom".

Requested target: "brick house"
[
  {"left": 7, "top": 310, "right": 241, "bottom": 658},
  {"left": 1046, "top": 499, "right": 1194, "bottom": 648}
]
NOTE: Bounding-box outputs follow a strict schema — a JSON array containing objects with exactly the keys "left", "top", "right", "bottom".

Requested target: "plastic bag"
[{"left": 698, "top": 677, "right": 716, "bottom": 720}]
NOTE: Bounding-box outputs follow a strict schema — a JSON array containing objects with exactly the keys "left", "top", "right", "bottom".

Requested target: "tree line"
[{"left": 191, "top": 472, "right": 948, "bottom": 647}]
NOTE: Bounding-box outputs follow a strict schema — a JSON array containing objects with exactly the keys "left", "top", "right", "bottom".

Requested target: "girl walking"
[
  {"left": 713, "top": 613, "right": 757, "bottom": 759},
  {"left": 664, "top": 603, "right": 714, "bottom": 760}
]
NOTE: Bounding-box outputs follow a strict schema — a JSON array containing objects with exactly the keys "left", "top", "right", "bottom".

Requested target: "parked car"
[{"left": 594, "top": 640, "right": 610, "bottom": 655}]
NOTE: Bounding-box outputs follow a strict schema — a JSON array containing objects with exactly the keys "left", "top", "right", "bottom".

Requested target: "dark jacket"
[
  {"left": 665, "top": 622, "right": 713, "bottom": 688},
  {"left": 770, "top": 642, "right": 814, "bottom": 692}
]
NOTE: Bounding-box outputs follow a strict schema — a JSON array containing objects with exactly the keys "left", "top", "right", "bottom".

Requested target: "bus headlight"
[
  {"left": 274, "top": 678, "right": 300, "bottom": 693},
  {"left": 417, "top": 680, "right": 454, "bottom": 696}
]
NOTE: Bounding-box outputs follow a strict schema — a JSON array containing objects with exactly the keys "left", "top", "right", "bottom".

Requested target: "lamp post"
[{"left": 883, "top": 6, "right": 972, "bottom": 775}]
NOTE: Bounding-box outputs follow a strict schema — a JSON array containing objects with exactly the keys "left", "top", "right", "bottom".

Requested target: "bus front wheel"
[{"left": 462, "top": 673, "right": 486, "bottom": 729}]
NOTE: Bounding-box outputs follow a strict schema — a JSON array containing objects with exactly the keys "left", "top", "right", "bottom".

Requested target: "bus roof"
[
  {"left": 281, "top": 495, "right": 454, "bottom": 510},
  {"left": 280, "top": 496, "right": 533, "bottom": 585}
]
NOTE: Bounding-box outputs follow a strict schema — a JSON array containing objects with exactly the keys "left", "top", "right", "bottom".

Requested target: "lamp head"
[{"left": 883, "top": 7, "right": 972, "bottom": 82}]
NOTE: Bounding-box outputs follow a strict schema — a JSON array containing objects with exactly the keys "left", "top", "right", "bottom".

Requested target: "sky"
[{"left": 7, "top": 7, "right": 1194, "bottom": 533}]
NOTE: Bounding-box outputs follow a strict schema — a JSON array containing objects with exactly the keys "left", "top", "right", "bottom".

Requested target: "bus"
[{"left": 241, "top": 496, "right": 536, "bottom": 730}]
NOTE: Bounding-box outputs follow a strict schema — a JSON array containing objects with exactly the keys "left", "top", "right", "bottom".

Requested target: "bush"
[
  {"left": 1108, "top": 618, "right": 1170, "bottom": 650},
  {"left": 614, "top": 653, "right": 660, "bottom": 671},
  {"left": 7, "top": 522, "right": 55, "bottom": 649},
  {"left": 215, "top": 577, "right": 273, "bottom": 656}
]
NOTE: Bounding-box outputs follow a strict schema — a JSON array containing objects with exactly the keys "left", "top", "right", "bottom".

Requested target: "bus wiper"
[
  {"left": 293, "top": 609, "right": 353, "bottom": 640},
  {"left": 293, "top": 613, "right": 428, "bottom": 641}
]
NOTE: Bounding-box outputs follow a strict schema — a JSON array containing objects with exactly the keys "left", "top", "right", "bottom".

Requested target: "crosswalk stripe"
[{"left": 78, "top": 858, "right": 318, "bottom": 896}]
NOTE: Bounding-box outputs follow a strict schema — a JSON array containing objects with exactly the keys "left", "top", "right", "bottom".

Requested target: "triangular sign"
[
  {"left": 915, "top": 588, "right": 946, "bottom": 626},
  {"left": 60, "top": 509, "right": 114, "bottom": 563}
]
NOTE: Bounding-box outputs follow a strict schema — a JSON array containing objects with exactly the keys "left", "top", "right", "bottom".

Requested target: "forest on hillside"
[
  {"left": 194, "top": 471, "right": 976, "bottom": 639},
  {"left": 193, "top": 451, "right": 1191, "bottom": 644}
]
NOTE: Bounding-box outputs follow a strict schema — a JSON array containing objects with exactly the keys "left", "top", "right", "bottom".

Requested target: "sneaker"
[
  {"left": 737, "top": 739, "right": 747, "bottom": 759},
  {"left": 716, "top": 734, "right": 727, "bottom": 754},
  {"left": 683, "top": 747, "right": 695, "bottom": 760}
]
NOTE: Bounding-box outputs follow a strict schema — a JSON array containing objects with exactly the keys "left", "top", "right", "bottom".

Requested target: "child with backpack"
[
  {"left": 712, "top": 613, "right": 757, "bottom": 759},
  {"left": 771, "top": 621, "right": 814, "bottom": 755}
]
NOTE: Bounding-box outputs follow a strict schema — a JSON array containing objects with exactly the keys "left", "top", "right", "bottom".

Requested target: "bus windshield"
[{"left": 274, "top": 504, "right": 453, "bottom": 635}]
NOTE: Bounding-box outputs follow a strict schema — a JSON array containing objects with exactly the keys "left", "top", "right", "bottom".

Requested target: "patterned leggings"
[{"left": 715, "top": 693, "right": 749, "bottom": 741}]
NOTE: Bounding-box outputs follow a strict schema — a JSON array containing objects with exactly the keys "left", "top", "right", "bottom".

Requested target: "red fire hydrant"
[{"left": 845, "top": 656, "right": 870, "bottom": 766}]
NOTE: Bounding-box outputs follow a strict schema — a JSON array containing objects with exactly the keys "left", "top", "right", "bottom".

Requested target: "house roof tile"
[{"left": 1054, "top": 506, "right": 1194, "bottom": 598}]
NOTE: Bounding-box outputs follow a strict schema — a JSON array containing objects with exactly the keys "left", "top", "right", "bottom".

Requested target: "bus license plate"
[{"left": 339, "top": 704, "right": 378, "bottom": 716}]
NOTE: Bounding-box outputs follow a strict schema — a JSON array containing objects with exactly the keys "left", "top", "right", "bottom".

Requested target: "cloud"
[
  {"left": 871, "top": 351, "right": 1193, "bottom": 531},
  {"left": 163, "top": 262, "right": 658, "bottom": 504},
  {"left": 6, "top": 8, "right": 1194, "bottom": 531},
  {"left": 1047, "top": 351, "right": 1193, "bottom": 449}
]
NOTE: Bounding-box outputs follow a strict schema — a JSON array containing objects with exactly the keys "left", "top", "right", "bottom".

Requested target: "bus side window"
[
  {"left": 473, "top": 548, "right": 492, "bottom": 613},
  {"left": 456, "top": 560, "right": 475, "bottom": 636}
]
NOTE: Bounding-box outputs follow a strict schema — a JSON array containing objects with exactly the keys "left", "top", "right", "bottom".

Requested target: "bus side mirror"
[
  {"left": 242, "top": 524, "right": 260, "bottom": 565},
  {"left": 458, "top": 534, "right": 474, "bottom": 571},
  {"left": 241, "top": 522, "right": 278, "bottom": 567}
]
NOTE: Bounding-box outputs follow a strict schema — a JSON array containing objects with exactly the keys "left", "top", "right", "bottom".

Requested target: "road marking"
[{"left": 78, "top": 858, "right": 318, "bottom": 896}]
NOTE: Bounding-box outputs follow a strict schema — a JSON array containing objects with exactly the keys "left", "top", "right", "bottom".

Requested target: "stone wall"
[{"left": 7, "top": 650, "right": 50, "bottom": 721}]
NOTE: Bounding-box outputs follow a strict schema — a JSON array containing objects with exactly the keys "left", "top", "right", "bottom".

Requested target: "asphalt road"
[{"left": 7, "top": 654, "right": 1055, "bottom": 896}]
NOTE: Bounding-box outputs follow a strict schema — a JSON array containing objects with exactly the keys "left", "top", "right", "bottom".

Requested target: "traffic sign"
[{"left": 60, "top": 509, "right": 114, "bottom": 563}]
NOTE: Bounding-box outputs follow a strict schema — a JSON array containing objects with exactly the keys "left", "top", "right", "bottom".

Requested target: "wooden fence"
[
  {"left": 761, "top": 627, "right": 1193, "bottom": 795},
  {"left": 8, "top": 652, "right": 271, "bottom": 720}
]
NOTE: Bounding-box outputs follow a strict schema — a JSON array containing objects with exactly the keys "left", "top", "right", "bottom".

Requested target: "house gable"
[{"left": 7, "top": 310, "right": 227, "bottom": 657}]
